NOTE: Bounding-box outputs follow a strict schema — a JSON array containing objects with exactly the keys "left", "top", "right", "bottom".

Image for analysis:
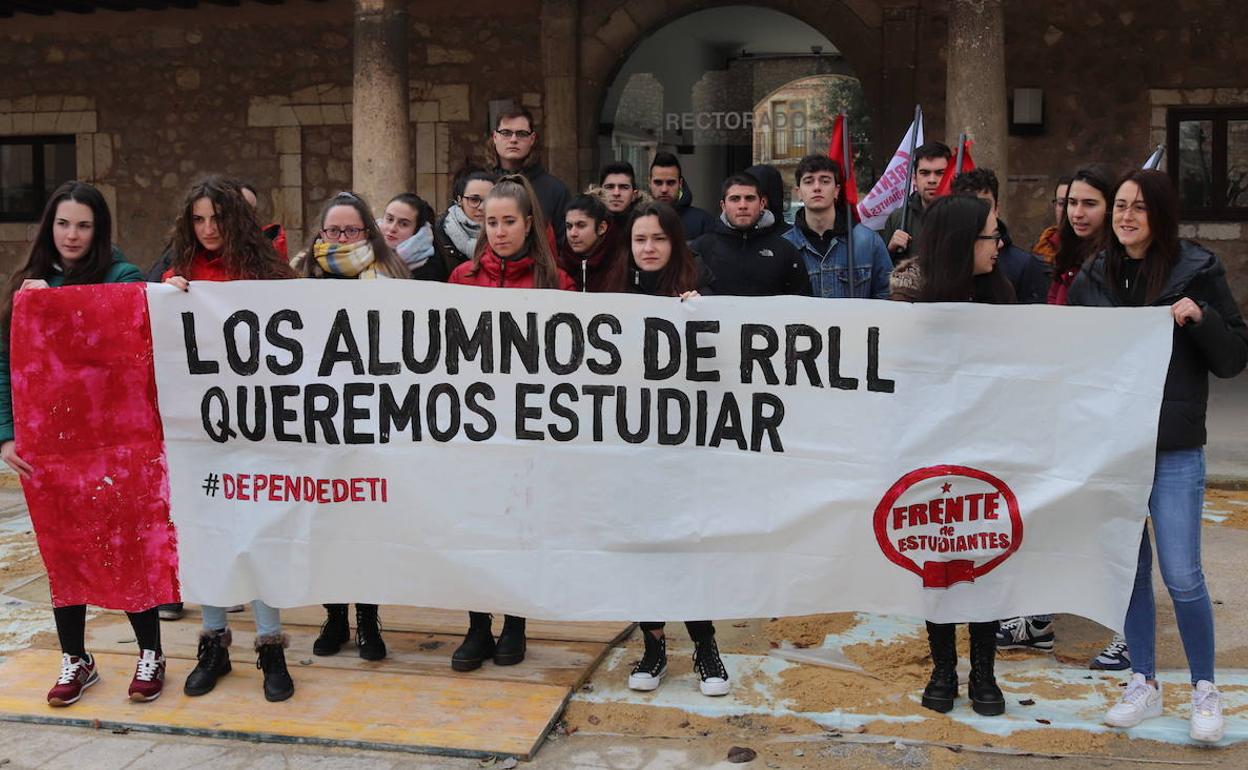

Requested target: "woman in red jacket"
[
  {"left": 447, "top": 174, "right": 573, "bottom": 672},
  {"left": 163, "top": 176, "right": 298, "bottom": 703}
]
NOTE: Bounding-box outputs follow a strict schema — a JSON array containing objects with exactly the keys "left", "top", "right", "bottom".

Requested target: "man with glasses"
[
  {"left": 491, "top": 104, "right": 570, "bottom": 245},
  {"left": 951, "top": 169, "right": 1051, "bottom": 303},
  {"left": 648, "top": 152, "right": 714, "bottom": 240}
]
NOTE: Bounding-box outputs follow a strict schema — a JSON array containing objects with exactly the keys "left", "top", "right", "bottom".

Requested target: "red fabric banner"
[{"left": 11, "top": 284, "right": 178, "bottom": 611}]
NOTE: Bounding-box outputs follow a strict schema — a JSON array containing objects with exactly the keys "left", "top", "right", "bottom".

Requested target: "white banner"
[
  {"left": 148, "top": 281, "right": 1172, "bottom": 627},
  {"left": 858, "top": 116, "right": 924, "bottom": 230}
]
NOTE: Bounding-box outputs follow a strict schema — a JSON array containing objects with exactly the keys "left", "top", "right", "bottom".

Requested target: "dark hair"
[
  {"left": 566, "top": 194, "right": 609, "bottom": 227},
  {"left": 296, "top": 191, "right": 409, "bottom": 278},
  {"left": 607, "top": 202, "right": 699, "bottom": 296},
  {"left": 794, "top": 154, "right": 842, "bottom": 187},
  {"left": 649, "top": 152, "right": 682, "bottom": 176},
  {"left": 1055, "top": 164, "right": 1116, "bottom": 275},
  {"left": 600, "top": 161, "right": 637, "bottom": 187},
  {"left": 170, "top": 175, "right": 293, "bottom": 280},
  {"left": 1104, "top": 169, "right": 1181, "bottom": 304},
  {"left": 915, "top": 194, "right": 1012, "bottom": 303},
  {"left": 721, "top": 173, "right": 762, "bottom": 200},
  {"left": 914, "top": 141, "right": 952, "bottom": 164},
  {"left": 2, "top": 181, "right": 115, "bottom": 331},
  {"left": 493, "top": 104, "right": 535, "bottom": 132},
  {"left": 388, "top": 192, "right": 436, "bottom": 229},
  {"left": 468, "top": 173, "right": 562, "bottom": 289},
  {"left": 1055, "top": 174, "right": 1074, "bottom": 192},
  {"left": 452, "top": 168, "right": 498, "bottom": 201},
  {"left": 950, "top": 168, "right": 999, "bottom": 205}
]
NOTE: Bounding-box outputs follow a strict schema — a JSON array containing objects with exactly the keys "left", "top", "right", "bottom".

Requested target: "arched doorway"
[
  {"left": 595, "top": 6, "right": 867, "bottom": 215},
  {"left": 581, "top": 0, "right": 890, "bottom": 212}
]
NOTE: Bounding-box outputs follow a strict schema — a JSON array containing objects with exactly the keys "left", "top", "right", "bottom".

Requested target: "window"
[
  {"left": 0, "top": 135, "right": 77, "bottom": 222},
  {"left": 1167, "top": 108, "right": 1248, "bottom": 220}
]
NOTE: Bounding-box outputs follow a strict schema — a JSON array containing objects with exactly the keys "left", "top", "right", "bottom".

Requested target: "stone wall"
[{"left": 0, "top": 0, "right": 542, "bottom": 276}]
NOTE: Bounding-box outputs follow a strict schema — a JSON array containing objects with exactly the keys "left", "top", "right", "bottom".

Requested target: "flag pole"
[
  {"left": 899, "top": 105, "right": 922, "bottom": 234},
  {"left": 840, "top": 111, "right": 856, "bottom": 298},
  {"left": 953, "top": 132, "right": 967, "bottom": 180},
  {"left": 1144, "top": 143, "right": 1166, "bottom": 170}
]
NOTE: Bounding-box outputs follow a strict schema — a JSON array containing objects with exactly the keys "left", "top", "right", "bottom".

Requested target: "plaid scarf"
[{"left": 314, "top": 241, "right": 378, "bottom": 279}]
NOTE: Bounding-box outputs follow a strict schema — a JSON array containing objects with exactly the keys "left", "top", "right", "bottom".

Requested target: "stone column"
[
  {"left": 945, "top": 0, "right": 1008, "bottom": 211},
  {"left": 353, "top": 0, "right": 410, "bottom": 211},
  {"left": 541, "top": 0, "right": 579, "bottom": 187}
]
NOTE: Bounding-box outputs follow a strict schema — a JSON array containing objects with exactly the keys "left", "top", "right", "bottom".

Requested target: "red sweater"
[
  {"left": 162, "top": 252, "right": 241, "bottom": 282},
  {"left": 449, "top": 245, "right": 575, "bottom": 290}
]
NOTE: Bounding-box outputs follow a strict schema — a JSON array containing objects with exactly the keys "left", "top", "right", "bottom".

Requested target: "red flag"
[
  {"left": 934, "top": 137, "right": 975, "bottom": 198},
  {"left": 827, "top": 114, "right": 859, "bottom": 207}
]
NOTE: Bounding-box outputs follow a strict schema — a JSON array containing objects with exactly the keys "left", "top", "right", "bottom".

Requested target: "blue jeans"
[
  {"left": 1123, "top": 447, "right": 1215, "bottom": 684},
  {"left": 202, "top": 601, "right": 282, "bottom": 638}
]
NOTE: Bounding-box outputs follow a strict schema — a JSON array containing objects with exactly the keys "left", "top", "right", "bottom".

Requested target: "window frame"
[
  {"left": 0, "top": 134, "right": 77, "bottom": 223},
  {"left": 1167, "top": 106, "right": 1248, "bottom": 222}
]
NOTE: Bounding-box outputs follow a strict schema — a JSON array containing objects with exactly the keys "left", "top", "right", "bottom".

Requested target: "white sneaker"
[
  {"left": 1106, "top": 673, "right": 1163, "bottom": 727},
  {"left": 1190, "top": 680, "right": 1224, "bottom": 743}
]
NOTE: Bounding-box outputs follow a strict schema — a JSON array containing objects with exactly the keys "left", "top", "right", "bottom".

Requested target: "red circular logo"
[{"left": 873, "top": 465, "right": 1022, "bottom": 588}]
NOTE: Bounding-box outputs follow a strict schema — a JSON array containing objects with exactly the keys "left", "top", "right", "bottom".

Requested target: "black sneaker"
[
  {"left": 157, "top": 603, "right": 184, "bottom": 621},
  {"left": 184, "top": 629, "right": 231, "bottom": 696},
  {"left": 995, "top": 616, "right": 1055, "bottom": 651},
  {"left": 692, "top": 638, "right": 730, "bottom": 696},
  {"left": 628, "top": 632, "right": 667, "bottom": 691},
  {"left": 1090, "top": 634, "right": 1131, "bottom": 671}
]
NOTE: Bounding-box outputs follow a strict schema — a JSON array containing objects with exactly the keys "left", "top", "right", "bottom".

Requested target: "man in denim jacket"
[{"left": 782, "top": 155, "right": 893, "bottom": 299}]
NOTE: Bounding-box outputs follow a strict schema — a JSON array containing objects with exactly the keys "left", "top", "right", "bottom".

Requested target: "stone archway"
[{"left": 576, "top": 0, "right": 913, "bottom": 188}]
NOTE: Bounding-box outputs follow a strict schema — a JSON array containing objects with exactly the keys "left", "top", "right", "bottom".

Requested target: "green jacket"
[
  {"left": 0, "top": 253, "right": 144, "bottom": 443},
  {"left": 879, "top": 192, "right": 926, "bottom": 266}
]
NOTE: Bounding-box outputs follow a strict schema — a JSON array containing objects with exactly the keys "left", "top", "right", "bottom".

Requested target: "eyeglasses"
[
  {"left": 495, "top": 129, "right": 534, "bottom": 139},
  {"left": 323, "top": 226, "right": 366, "bottom": 239},
  {"left": 460, "top": 194, "right": 486, "bottom": 208},
  {"left": 976, "top": 232, "right": 1003, "bottom": 242}
]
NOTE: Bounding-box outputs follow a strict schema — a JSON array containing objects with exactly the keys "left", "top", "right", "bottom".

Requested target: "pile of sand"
[{"left": 765, "top": 613, "right": 861, "bottom": 648}]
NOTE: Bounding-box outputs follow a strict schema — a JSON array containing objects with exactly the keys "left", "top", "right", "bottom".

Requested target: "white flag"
[
  {"left": 857, "top": 116, "right": 924, "bottom": 230},
  {"left": 1143, "top": 145, "right": 1165, "bottom": 170}
]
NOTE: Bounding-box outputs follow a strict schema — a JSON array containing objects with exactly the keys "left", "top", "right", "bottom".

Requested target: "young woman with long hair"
[
  {"left": 163, "top": 176, "right": 297, "bottom": 702},
  {"left": 293, "top": 191, "right": 410, "bottom": 281},
  {"left": 1049, "top": 164, "right": 1115, "bottom": 305},
  {"left": 1070, "top": 170, "right": 1247, "bottom": 743},
  {"left": 447, "top": 174, "right": 574, "bottom": 672},
  {"left": 378, "top": 192, "right": 449, "bottom": 281},
  {"left": 606, "top": 201, "right": 726, "bottom": 696},
  {"left": 890, "top": 194, "right": 1012, "bottom": 718},
  {"left": 0, "top": 182, "right": 164, "bottom": 707}
]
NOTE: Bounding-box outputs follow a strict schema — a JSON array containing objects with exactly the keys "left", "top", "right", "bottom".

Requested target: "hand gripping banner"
[{"left": 12, "top": 281, "right": 1173, "bottom": 628}]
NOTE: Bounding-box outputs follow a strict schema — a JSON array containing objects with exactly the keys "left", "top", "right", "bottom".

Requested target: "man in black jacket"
[
  {"left": 880, "top": 141, "right": 950, "bottom": 263},
  {"left": 951, "top": 169, "right": 1052, "bottom": 304},
  {"left": 491, "top": 104, "right": 571, "bottom": 241},
  {"left": 649, "top": 153, "right": 714, "bottom": 240},
  {"left": 690, "top": 173, "right": 810, "bottom": 297}
]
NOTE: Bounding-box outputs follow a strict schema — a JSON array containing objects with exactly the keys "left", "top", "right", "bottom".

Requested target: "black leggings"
[
  {"left": 53, "top": 605, "right": 161, "bottom": 657},
  {"left": 640, "top": 621, "right": 715, "bottom": 643}
]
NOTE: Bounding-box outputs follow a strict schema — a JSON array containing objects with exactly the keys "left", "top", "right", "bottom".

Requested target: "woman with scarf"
[
  {"left": 379, "top": 193, "right": 448, "bottom": 281},
  {"left": 291, "top": 191, "right": 409, "bottom": 663},
  {"left": 293, "top": 191, "right": 409, "bottom": 281},
  {"left": 162, "top": 175, "right": 298, "bottom": 702},
  {"left": 446, "top": 174, "right": 574, "bottom": 671},
  {"left": 435, "top": 170, "right": 496, "bottom": 272}
]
